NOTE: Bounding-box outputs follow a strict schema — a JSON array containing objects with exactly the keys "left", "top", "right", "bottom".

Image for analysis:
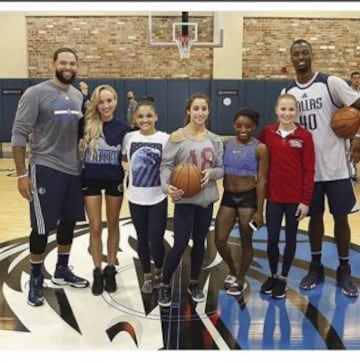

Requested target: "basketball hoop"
[{"left": 175, "top": 35, "right": 193, "bottom": 59}]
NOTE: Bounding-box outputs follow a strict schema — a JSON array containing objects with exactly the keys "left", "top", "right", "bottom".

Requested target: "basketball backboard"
[{"left": 148, "top": 12, "right": 224, "bottom": 58}]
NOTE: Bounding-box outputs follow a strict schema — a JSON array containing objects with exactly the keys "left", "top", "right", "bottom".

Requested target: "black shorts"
[
  {"left": 309, "top": 179, "right": 357, "bottom": 217},
  {"left": 29, "top": 164, "right": 85, "bottom": 234},
  {"left": 82, "top": 179, "right": 124, "bottom": 196},
  {"left": 220, "top": 189, "right": 257, "bottom": 209}
]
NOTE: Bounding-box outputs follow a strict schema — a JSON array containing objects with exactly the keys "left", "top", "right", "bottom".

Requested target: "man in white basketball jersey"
[{"left": 283, "top": 39, "right": 360, "bottom": 297}]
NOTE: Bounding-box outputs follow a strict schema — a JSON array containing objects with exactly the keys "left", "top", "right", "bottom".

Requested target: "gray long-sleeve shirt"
[
  {"left": 160, "top": 128, "right": 224, "bottom": 208},
  {"left": 11, "top": 80, "right": 83, "bottom": 175}
]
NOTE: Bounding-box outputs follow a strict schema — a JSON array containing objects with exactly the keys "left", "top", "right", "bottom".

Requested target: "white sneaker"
[{"left": 224, "top": 274, "right": 237, "bottom": 289}]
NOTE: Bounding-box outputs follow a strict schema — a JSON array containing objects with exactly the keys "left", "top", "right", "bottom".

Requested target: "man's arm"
[
  {"left": 12, "top": 145, "right": 27, "bottom": 176},
  {"left": 12, "top": 145, "right": 33, "bottom": 201},
  {"left": 11, "top": 87, "right": 37, "bottom": 201}
]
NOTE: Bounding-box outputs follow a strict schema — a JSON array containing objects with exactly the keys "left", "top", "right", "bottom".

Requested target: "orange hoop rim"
[
  {"left": 176, "top": 35, "right": 193, "bottom": 44},
  {"left": 175, "top": 35, "right": 193, "bottom": 59}
]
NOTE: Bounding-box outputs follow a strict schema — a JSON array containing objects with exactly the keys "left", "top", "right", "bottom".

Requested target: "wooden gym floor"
[{"left": 1, "top": 144, "right": 360, "bottom": 356}]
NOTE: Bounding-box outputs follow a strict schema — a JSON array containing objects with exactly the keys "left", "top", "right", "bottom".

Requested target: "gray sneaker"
[{"left": 141, "top": 279, "right": 153, "bottom": 294}]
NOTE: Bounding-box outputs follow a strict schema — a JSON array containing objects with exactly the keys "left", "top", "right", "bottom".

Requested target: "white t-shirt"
[
  {"left": 282, "top": 72, "right": 360, "bottom": 181},
  {"left": 122, "top": 130, "right": 169, "bottom": 205}
]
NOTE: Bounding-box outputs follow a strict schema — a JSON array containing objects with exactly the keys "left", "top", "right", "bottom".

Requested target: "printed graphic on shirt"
[
  {"left": 288, "top": 139, "right": 303, "bottom": 148},
  {"left": 297, "top": 93, "right": 320, "bottom": 131},
  {"left": 188, "top": 146, "right": 216, "bottom": 170},
  {"left": 83, "top": 137, "right": 121, "bottom": 166},
  {"left": 130, "top": 142, "right": 162, "bottom": 187},
  {"left": 52, "top": 97, "right": 81, "bottom": 122}
]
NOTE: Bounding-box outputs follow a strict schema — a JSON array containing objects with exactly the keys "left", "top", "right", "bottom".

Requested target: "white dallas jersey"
[
  {"left": 282, "top": 72, "right": 359, "bottom": 181},
  {"left": 122, "top": 130, "right": 169, "bottom": 205}
]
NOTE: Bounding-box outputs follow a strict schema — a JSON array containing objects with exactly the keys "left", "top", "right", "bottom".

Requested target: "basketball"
[
  {"left": 331, "top": 106, "right": 360, "bottom": 139},
  {"left": 170, "top": 163, "right": 202, "bottom": 198}
]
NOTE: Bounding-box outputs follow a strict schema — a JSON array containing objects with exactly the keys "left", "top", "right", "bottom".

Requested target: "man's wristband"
[{"left": 17, "top": 174, "right": 28, "bottom": 179}]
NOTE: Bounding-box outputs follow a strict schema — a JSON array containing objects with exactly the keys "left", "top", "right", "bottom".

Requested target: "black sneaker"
[
  {"left": 158, "top": 284, "right": 172, "bottom": 307},
  {"left": 271, "top": 279, "right": 287, "bottom": 299},
  {"left": 226, "top": 281, "right": 248, "bottom": 296},
  {"left": 300, "top": 261, "right": 324, "bottom": 290},
  {"left": 28, "top": 274, "right": 44, "bottom": 307},
  {"left": 91, "top": 267, "right": 104, "bottom": 296},
  {"left": 336, "top": 265, "right": 359, "bottom": 297},
  {"left": 52, "top": 265, "right": 89, "bottom": 288},
  {"left": 260, "top": 276, "right": 278, "bottom": 294},
  {"left": 187, "top": 282, "right": 205, "bottom": 303},
  {"left": 103, "top": 265, "right": 117, "bottom": 293}
]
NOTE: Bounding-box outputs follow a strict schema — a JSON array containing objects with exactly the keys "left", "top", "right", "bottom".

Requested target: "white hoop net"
[{"left": 175, "top": 36, "right": 193, "bottom": 59}]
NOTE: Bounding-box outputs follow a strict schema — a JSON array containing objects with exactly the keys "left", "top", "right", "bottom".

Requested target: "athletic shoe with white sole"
[{"left": 52, "top": 265, "right": 89, "bottom": 288}]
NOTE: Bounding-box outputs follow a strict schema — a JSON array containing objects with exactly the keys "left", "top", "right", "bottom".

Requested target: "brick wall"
[
  {"left": 27, "top": 16, "right": 214, "bottom": 79},
  {"left": 27, "top": 16, "right": 360, "bottom": 80},
  {"left": 243, "top": 17, "right": 360, "bottom": 80}
]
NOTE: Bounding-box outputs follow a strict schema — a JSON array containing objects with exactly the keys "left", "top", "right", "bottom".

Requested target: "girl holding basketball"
[
  {"left": 257, "top": 93, "right": 315, "bottom": 299},
  {"left": 122, "top": 100, "right": 169, "bottom": 294},
  {"left": 158, "top": 93, "right": 224, "bottom": 308},
  {"left": 215, "top": 108, "right": 269, "bottom": 297}
]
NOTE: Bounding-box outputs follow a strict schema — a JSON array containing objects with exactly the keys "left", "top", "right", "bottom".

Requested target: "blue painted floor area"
[{"left": 220, "top": 225, "right": 360, "bottom": 350}]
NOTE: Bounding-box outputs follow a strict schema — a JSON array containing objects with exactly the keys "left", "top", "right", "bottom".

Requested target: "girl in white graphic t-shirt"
[{"left": 122, "top": 100, "right": 169, "bottom": 294}]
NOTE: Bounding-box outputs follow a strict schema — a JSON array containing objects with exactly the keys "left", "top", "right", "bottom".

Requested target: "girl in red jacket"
[{"left": 257, "top": 93, "right": 315, "bottom": 299}]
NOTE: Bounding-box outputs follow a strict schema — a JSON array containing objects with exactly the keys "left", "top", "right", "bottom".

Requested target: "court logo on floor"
[{"left": 0, "top": 218, "right": 359, "bottom": 350}]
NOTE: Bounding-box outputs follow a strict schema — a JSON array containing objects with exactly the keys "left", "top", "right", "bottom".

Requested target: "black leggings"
[
  {"left": 266, "top": 201, "right": 299, "bottom": 277},
  {"left": 129, "top": 198, "right": 167, "bottom": 272},
  {"left": 162, "top": 203, "right": 213, "bottom": 284}
]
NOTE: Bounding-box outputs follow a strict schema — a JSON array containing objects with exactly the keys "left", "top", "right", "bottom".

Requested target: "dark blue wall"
[{"left": 0, "top": 78, "right": 289, "bottom": 142}]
